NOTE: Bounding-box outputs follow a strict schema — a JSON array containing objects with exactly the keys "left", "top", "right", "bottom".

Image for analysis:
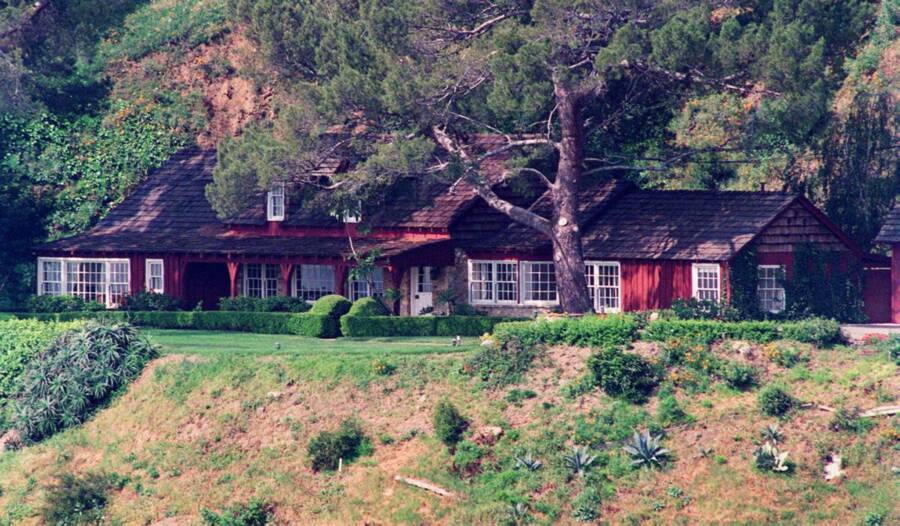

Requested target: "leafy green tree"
[{"left": 210, "top": 0, "right": 880, "bottom": 313}]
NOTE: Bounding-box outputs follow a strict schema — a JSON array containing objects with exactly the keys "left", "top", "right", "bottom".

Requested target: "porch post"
[
  {"left": 387, "top": 264, "right": 404, "bottom": 315},
  {"left": 227, "top": 261, "right": 239, "bottom": 298},
  {"left": 280, "top": 263, "right": 293, "bottom": 297}
]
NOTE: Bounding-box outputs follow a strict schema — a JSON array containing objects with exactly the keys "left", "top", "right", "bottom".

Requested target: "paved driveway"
[{"left": 841, "top": 324, "right": 900, "bottom": 341}]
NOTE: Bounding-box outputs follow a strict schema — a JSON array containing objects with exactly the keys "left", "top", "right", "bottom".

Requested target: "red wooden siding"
[
  {"left": 621, "top": 260, "right": 693, "bottom": 311},
  {"left": 863, "top": 267, "right": 891, "bottom": 323},
  {"left": 893, "top": 245, "right": 900, "bottom": 323}
]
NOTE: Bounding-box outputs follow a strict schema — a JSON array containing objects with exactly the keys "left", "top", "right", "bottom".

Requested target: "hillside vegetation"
[{"left": 0, "top": 327, "right": 896, "bottom": 525}]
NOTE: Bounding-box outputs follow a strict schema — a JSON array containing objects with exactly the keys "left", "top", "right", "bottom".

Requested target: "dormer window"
[{"left": 267, "top": 183, "right": 285, "bottom": 222}]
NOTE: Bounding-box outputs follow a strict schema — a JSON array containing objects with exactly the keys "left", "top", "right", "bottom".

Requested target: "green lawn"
[{"left": 145, "top": 329, "right": 480, "bottom": 356}]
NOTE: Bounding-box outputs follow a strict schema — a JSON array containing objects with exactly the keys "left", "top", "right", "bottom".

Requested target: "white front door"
[{"left": 410, "top": 266, "right": 433, "bottom": 315}]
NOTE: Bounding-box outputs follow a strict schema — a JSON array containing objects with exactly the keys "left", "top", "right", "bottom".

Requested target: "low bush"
[
  {"left": 433, "top": 399, "right": 467, "bottom": 446},
  {"left": 656, "top": 395, "right": 693, "bottom": 426},
  {"left": 0, "top": 319, "right": 84, "bottom": 430},
  {"left": 15, "top": 322, "right": 158, "bottom": 441},
  {"left": 720, "top": 362, "right": 760, "bottom": 390},
  {"left": 571, "top": 487, "right": 602, "bottom": 522},
  {"left": 829, "top": 407, "right": 875, "bottom": 434},
  {"left": 219, "top": 295, "right": 311, "bottom": 313},
  {"left": 643, "top": 318, "right": 841, "bottom": 346},
  {"left": 309, "top": 295, "right": 352, "bottom": 318},
  {"left": 41, "top": 472, "right": 121, "bottom": 526},
  {"left": 492, "top": 315, "right": 638, "bottom": 349},
  {"left": 758, "top": 385, "right": 794, "bottom": 417},
  {"left": 451, "top": 440, "right": 483, "bottom": 475},
  {"left": 119, "top": 291, "right": 181, "bottom": 311},
  {"left": 307, "top": 419, "right": 369, "bottom": 471},
  {"left": 24, "top": 295, "right": 105, "bottom": 313},
  {"left": 346, "top": 297, "right": 390, "bottom": 317},
  {"left": 671, "top": 298, "right": 740, "bottom": 321},
  {"left": 587, "top": 347, "right": 660, "bottom": 403},
  {"left": 465, "top": 339, "right": 545, "bottom": 388},
  {"left": 201, "top": 499, "right": 274, "bottom": 526}
]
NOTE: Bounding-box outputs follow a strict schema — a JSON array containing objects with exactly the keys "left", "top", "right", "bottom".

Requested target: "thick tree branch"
[{"left": 0, "top": 1, "right": 50, "bottom": 52}]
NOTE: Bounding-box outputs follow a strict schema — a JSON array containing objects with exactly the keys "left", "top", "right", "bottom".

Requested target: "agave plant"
[
  {"left": 506, "top": 502, "right": 530, "bottom": 526},
  {"left": 761, "top": 424, "right": 783, "bottom": 444},
  {"left": 622, "top": 431, "right": 670, "bottom": 469},
  {"left": 515, "top": 453, "right": 542, "bottom": 471},
  {"left": 564, "top": 446, "right": 596, "bottom": 476},
  {"left": 754, "top": 442, "right": 790, "bottom": 472}
]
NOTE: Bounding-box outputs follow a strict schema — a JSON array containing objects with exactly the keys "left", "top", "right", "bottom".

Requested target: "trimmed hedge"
[
  {"left": 340, "top": 315, "right": 524, "bottom": 338},
  {"left": 346, "top": 297, "right": 390, "bottom": 317},
  {"left": 15, "top": 311, "right": 339, "bottom": 338},
  {"left": 492, "top": 315, "right": 639, "bottom": 348},
  {"left": 309, "top": 295, "right": 352, "bottom": 317},
  {"left": 642, "top": 317, "right": 842, "bottom": 346}
]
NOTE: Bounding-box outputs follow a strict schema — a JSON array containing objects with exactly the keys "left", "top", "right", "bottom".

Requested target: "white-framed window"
[
  {"left": 349, "top": 267, "right": 384, "bottom": 301},
  {"left": 586, "top": 261, "right": 621, "bottom": 313},
  {"left": 145, "top": 259, "right": 164, "bottom": 293},
  {"left": 468, "top": 260, "right": 518, "bottom": 305},
  {"left": 37, "top": 257, "right": 130, "bottom": 308},
  {"left": 757, "top": 265, "right": 786, "bottom": 313},
  {"left": 692, "top": 263, "right": 721, "bottom": 302},
  {"left": 267, "top": 183, "right": 285, "bottom": 221},
  {"left": 243, "top": 263, "right": 280, "bottom": 298},
  {"left": 521, "top": 261, "right": 557, "bottom": 304},
  {"left": 415, "top": 266, "right": 433, "bottom": 294},
  {"left": 294, "top": 264, "right": 336, "bottom": 302}
]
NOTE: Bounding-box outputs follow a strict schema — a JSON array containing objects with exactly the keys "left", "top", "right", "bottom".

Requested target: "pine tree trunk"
[{"left": 550, "top": 86, "right": 593, "bottom": 314}]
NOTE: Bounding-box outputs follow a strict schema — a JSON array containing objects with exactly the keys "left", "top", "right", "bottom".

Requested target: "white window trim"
[
  {"left": 348, "top": 267, "right": 385, "bottom": 301},
  {"left": 757, "top": 264, "right": 786, "bottom": 314},
  {"left": 267, "top": 183, "right": 285, "bottom": 222},
  {"left": 292, "top": 264, "right": 337, "bottom": 303},
  {"left": 520, "top": 261, "right": 559, "bottom": 306},
  {"left": 37, "top": 257, "right": 131, "bottom": 309},
  {"left": 145, "top": 259, "right": 164, "bottom": 294},
  {"left": 585, "top": 260, "right": 621, "bottom": 313},
  {"left": 692, "top": 263, "right": 721, "bottom": 302},
  {"left": 468, "top": 259, "right": 520, "bottom": 305},
  {"left": 242, "top": 263, "right": 279, "bottom": 299}
]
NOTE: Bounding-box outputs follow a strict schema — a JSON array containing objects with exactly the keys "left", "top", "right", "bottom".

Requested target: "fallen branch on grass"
[
  {"left": 394, "top": 476, "right": 458, "bottom": 499},
  {"left": 800, "top": 403, "right": 900, "bottom": 417}
]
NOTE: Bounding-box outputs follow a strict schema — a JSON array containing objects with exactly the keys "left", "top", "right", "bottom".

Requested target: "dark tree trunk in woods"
[{"left": 550, "top": 85, "right": 593, "bottom": 314}]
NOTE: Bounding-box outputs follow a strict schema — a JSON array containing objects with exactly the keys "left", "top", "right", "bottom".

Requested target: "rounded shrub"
[
  {"left": 309, "top": 295, "right": 352, "bottom": 317},
  {"left": 758, "top": 385, "right": 794, "bottom": 417},
  {"left": 347, "top": 297, "right": 390, "bottom": 317},
  {"left": 433, "top": 399, "right": 468, "bottom": 446},
  {"left": 587, "top": 347, "right": 660, "bottom": 403},
  {"left": 307, "top": 419, "right": 369, "bottom": 472}
]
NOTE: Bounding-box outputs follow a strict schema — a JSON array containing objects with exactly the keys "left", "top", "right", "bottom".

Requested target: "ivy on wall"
[
  {"left": 728, "top": 245, "right": 760, "bottom": 320},
  {"left": 784, "top": 244, "right": 865, "bottom": 322}
]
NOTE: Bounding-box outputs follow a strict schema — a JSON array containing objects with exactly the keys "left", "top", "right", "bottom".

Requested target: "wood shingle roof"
[{"left": 875, "top": 203, "right": 900, "bottom": 244}]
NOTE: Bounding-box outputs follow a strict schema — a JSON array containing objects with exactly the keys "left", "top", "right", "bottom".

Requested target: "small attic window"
[{"left": 267, "top": 183, "right": 285, "bottom": 222}]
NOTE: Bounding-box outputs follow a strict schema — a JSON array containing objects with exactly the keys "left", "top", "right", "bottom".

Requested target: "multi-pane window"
[
  {"left": 757, "top": 265, "right": 786, "bottom": 313},
  {"left": 693, "top": 264, "right": 721, "bottom": 302},
  {"left": 416, "top": 267, "right": 433, "bottom": 294},
  {"left": 349, "top": 267, "right": 385, "bottom": 301},
  {"left": 294, "top": 264, "right": 336, "bottom": 302},
  {"left": 145, "top": 259, "right": 164, "bottom": 293},
  {"left": 521, "top": 262, "right": 557, "bottom": 304},
  {"left": 243, "top": 264, "right": 279, "bottom": 298},
  {"left": 468, "top": 261, "right": 518, "bottom": 304},
  {"left": 40, "top": 260, "right": 62, "bottom": 296},
  {"left": 586, "top": 262, "right": 620, "bottom": 312},
  {"left": 38, "top": 258, "right": 130, "bottom": 308},
  {"left": 267, "top": 183, "right": 285, "bottom": 221}
]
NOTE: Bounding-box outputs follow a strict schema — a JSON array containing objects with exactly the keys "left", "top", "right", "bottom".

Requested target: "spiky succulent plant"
[
  {"left": 515, "top": 453, "right": 542, "bottom": 471},
  {"left": 506, "top": 502, "right": 530, "bottom": 526},
  {"left": 622, "top": 431, "right": 670, "bottom": 469},
  {"left": 762, "top": 424, "right": 784, "bottom": 444},
  {"left": 564, "top": 446, "right": 596, "bottom": 476},
  {"left": 754, "top": 442, "right": 790, "bottom": 472}
]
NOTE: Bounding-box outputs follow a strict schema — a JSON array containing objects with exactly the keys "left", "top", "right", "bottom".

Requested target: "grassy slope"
[{"left": 0, "top": 331, "right": 896, "bottom": 525}]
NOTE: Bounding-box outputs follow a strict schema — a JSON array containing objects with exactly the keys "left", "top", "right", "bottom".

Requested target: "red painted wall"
[
  {"left": 893, "top": 245, "right": 900, "bottom": 323},
  {"left": 621, "top": 260, "right": 693, "bottom": 311},
  {"left": 863, "top": 267, "right": 891, "bottom": 323}
]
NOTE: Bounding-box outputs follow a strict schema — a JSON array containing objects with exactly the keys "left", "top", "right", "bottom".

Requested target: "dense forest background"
[{"left": 0, "top": 0, "right": 897, "bottom": 308}]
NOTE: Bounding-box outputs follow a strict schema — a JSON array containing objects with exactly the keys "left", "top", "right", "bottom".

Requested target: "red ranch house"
[{"left": 36, "top": 147, "right": 890, "bottom": 320}]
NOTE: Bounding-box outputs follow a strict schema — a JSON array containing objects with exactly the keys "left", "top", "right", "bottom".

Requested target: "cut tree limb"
[
  {"left": 801, "top": 403, "right": 900, "bottom": 417},
  {"left": 394, "top": 476, "right": 458, "bottom": 499}
]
